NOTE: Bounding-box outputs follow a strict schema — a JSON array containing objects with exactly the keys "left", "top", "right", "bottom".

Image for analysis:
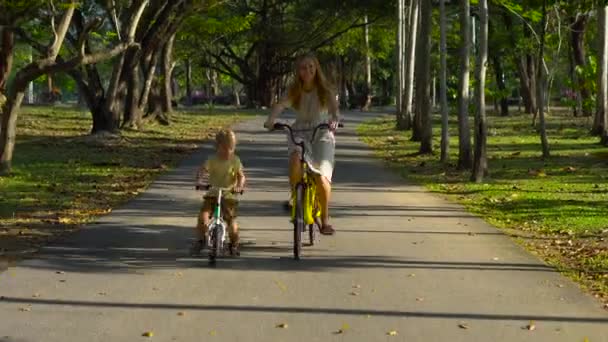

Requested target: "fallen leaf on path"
[
  {"left": 526, "top": 321, "right": 536, "bottom": 331},
  {"left": 59, "top": 279, "right": 66, "bottom": 283},
  {"left": 274, "top": 280, "right": 287, "bottom": 292},
  {"left": 56, "top": 271, "right": 65, "bottom": 275},
  {"left": 408, "top": 273, "right": 416, "bottom": 277},
  {"left": 458, "top": 322, "right": 469, "bottom": 330},
  {"left": 209, "top": 330, "right": 217, "bottom": 336},
  {"left": 350, "top": 292, "right": 359, "bottom": 296},
  {"left": 177, "top": 312, "right": 185, "bottom": 316},
  {"left": 334, "top": 324, "right": 350, "bottom": 334},
  {"left": 352, "top": 284, "right": 361, "bottom": 289},
  {"left": 387, "top": 330, "right": 398, "bottom": 336},
  {"left": 98, "top": 292, "right": 107, "bottom": 296},
  {"left": 276, "top": 323, "right": 288, "bottom": 329},
  {"left": 142, "top": 332, "right": 154, "bottom": 337},
  {"left": 416, "top": 297, "right": 424, "bottom": 302},
  {"left": 32, "top": 293, "right": 40, "bottom": 298}
]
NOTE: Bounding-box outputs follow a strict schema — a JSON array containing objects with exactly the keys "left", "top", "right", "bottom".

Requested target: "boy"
[{"left": 192, "top": 129, "right": 246, "bottom": 256}]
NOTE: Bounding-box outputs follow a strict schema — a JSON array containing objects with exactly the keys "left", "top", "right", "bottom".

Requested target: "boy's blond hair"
[{"left": 216, "top": 129, "right": 237, "bottom": 149}]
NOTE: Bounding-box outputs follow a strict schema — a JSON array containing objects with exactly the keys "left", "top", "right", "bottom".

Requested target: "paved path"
[{"left": 1, "top": 113, "right": 607, "bottom": 342}]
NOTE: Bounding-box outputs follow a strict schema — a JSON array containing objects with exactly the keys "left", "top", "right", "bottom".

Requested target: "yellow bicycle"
[{"left": 272, "top": 122, "right": 329, "bottom": 260}]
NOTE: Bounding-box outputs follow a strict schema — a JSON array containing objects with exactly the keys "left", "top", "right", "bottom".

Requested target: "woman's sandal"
[{"left": 319, "top": 224, "right": 335, "bottom": 236}]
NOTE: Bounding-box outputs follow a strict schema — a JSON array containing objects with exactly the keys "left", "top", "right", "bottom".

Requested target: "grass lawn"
[
  {"left": 0, "top": 105, "right": 253, "bottom": 257},
  {"left": 358, "top": 109, "right": 608, "bottom": 306}
]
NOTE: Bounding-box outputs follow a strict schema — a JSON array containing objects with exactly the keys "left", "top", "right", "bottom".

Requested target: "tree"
[
  {"left": 457, "top": 0, "right": 472, "bottom": 169},
  {"left": 570, "top": 11, "right": 592, "bottom": 117},
  {"left": 58, "top": 0, "right": 192, "bottom": 132},
  {"left": 1, "top": 1, "right": 78, "bottom": 174},
  {"left": 536, "top": 0, "right": 550, "bottom": 158},
  {"left": 472, "top": 0, "right": 488, "bottom": 182},
  {"left": 414, "top": 0, "right": 432, "bottom": 153},
  {"left": 597, "top": 3, "right": 608, "bottom": 144},
  {"left": 439, "top": 0, "right": 449, "bottom": 163},
  {"left": 396, "top": 0, "right": 404, "bottom": 124},
  {"left": 399, "top": 0, "right": 418, "bottom": 131},
  {"left": 362, "top": 14, "right": 373, "bottom": 111},
  {"left": 183, "top": 0, "right": 391, "bottom": 108}
]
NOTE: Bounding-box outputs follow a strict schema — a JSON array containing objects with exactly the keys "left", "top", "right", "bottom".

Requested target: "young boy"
[{"left": 192, "top": 129, "right": 246, "bottom": 256}]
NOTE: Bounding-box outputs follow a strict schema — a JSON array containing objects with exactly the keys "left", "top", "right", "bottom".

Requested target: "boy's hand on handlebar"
[
  {"left": 195, "top": 184, "right": 209, "bottom": 191},
  {"left": 263, "top": 118, "right": 274, "bottom": 130}
]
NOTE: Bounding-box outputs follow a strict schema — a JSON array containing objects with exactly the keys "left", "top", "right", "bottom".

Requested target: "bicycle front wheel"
[
  {"left": 293, "top": 184, "right": 304, "bottom": 260},
  {"left": 209, "top": 227, "right": 219, "bottom": 264}
]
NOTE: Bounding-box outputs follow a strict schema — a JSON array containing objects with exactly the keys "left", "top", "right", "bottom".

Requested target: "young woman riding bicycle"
[{"left": 264, "top": 53, "right": 339, "bottom": 235}]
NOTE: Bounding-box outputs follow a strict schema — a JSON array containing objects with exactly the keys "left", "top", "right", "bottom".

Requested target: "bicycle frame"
[
  {"left": 196, "top": 185, "right": 242, "bottom": 262},
  {"left": 272, "top": 122, "right": 336, "bottom": 259},
  {"left": 274, "top": 123, "right": 329, "bottom": 224}
]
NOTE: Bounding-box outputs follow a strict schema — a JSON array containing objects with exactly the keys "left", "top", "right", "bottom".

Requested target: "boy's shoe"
[
  {"left": 189, "top": 239, "right": 206, "bottom": 255},
  {"left": 228, "top": 243, "right": 240, "bottom": 257}
]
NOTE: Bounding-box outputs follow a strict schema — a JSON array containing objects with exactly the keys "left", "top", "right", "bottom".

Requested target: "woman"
[{"left": 264, "top": 53, "right": 339, "bottom": 235}]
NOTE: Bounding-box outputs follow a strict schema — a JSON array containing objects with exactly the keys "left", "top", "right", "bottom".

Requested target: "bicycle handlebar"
[
  {"left": 195, "top": 184, "right": 244, "bottom": 195},
  {"left": 271, "top": 122, "right": 344, "bottom": 145}
]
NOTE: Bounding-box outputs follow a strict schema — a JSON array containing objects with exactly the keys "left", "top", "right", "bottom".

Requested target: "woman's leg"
[
  {"left": 289, "top": 152, "right": 302, "bottom": 189},
  {"left": 314, "top": 174, "right": 334, "bottom": 233}
]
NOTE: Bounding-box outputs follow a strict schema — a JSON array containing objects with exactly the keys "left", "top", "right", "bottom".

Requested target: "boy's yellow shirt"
[{"left": 205, "top": 154, "right": 243, "bottom": 200}]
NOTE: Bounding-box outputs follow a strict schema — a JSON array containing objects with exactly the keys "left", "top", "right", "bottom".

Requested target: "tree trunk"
[
  {"left": 123, "top": 63, "right": 142, "bottom": 129},
  {"left": 504, "top": 14, "right": 536, "bottom": 115},
  {"left": 0, "top": 28, "right": 14, "bottom": 101},
  {"left": 439, "top": 0, "right": 449, "bottom": 163},
  {"left": 363, "top": 14, "right": 373, "bottom": 111},
  {"left": 571, "top": 13, "right": 591, "bottom": 116},
  {"left": 527, "top": 54, "right": 538, "bottom": 121},
  {"left": 415, "top": 0, "right": 432, "bottom": 153},
  {"left": 161, "top": 33, "right": 176, "bottom": 116},
  {"left": 186, "top": 58, "right": 193, "bottom": 106},
  {"left": 0, "top": 92, "right": 24, "bottom": 174},
  {"left": 399, "top": 0, "right": 418, "bottom": 130},
  {"left": 472, "top": 0, "right": 488, "bottom": 182},
  {"left": 139, "top": 52, "right": 159, "bottom": 115},
  {"left": 457, "top": 0, "right": 472, "bottom": 169},
  {"left": 233, "top": 82, "right": 241, "bottom": 107},
  {"left": 598, "top": 5, "right": 608, "bottom": 144},
  {"left": 537, "top": 0, "right": 550, "bottom": 158},
  {"left": 491, "top": 52, "right": 509, "bottom": 116},
  {"left": 396, "top": 0, "right": 404, "bottom": 123}
]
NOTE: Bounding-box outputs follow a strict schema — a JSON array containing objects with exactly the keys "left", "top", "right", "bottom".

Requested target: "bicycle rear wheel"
[{"left": 293, "top": 184, "right": 304, "bottom": 260}]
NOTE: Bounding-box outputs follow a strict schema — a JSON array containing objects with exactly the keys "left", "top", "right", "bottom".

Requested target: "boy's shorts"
[{"left": 202, "top": 196, "right": 238, "bottom": 221}]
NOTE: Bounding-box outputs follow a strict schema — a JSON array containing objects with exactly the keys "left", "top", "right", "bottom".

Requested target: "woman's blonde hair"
[
  {"left": 215, "top": 129, "right": 236, "bottom": 149},
  {"left": 287, "top": 53, "right": 333, "bottom": 110}
]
